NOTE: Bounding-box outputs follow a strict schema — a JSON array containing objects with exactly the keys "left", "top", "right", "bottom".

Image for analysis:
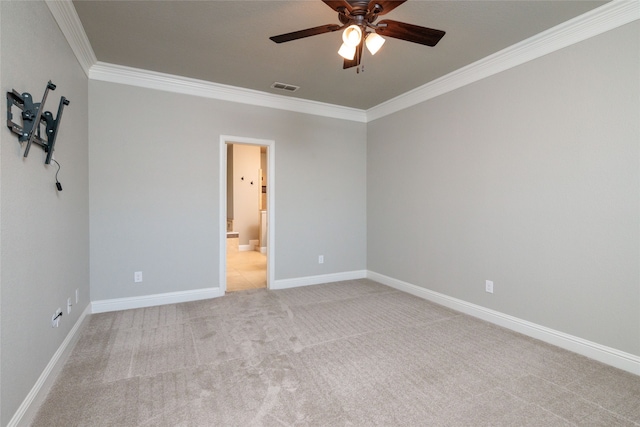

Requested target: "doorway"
[{"left": 219, "top": 136, "right": 275, "bottom": 293}]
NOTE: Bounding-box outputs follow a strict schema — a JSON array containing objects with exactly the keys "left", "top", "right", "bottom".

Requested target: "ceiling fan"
[{"left": 269, "top": 0, "right": 446, "bottom": 70}]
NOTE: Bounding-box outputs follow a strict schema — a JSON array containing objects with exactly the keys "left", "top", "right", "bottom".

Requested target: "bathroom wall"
[
  {"left": 226, "top": 144, "right": 233, "bottom": 227},
  {"left": 230, "top": 144, "right": 261, "bottom": 247},
  {"left": 261, "top": 148, "right": 267, "bottom": 210}
]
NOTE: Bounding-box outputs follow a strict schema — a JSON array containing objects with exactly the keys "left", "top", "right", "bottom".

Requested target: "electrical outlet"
[
  {"left": 134, "top": 271, "right": 143, "bottom": 283},
  {"left": 318, "top": 255, "right": 324, "bottom": 264},
  {"left": 485, "top": 280, "right": 494, "bottom": 294},
  {"left": 52, "top": 308, "right": 63, "bottom": 328},
  {"left": 67, "top": 297, "right": 72, "bottom": 314}
]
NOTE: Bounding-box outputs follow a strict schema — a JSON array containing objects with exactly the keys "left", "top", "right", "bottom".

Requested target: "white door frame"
[{"left": 219, "top": 135, "right": 275, "bottom": 292}]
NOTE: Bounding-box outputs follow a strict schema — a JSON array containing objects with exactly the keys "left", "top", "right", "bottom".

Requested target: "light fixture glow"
[
  {"left": 342, "top": 25, "right": 362, "bottom": 47},
  {"left": 365, "top": 32, "right": 385, "bottom": 55},
  {"left": 338, "top": 43, "right": 356, "bottom": 60}
]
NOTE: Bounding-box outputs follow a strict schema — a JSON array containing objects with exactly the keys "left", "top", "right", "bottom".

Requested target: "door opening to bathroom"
[{"left": 224, "top": 141, "right": 271, "bottom": 292}]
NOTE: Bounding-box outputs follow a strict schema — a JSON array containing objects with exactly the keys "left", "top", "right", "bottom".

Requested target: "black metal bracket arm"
[{"left": 6, "top": 80, "right": 70, "bottom": 165}]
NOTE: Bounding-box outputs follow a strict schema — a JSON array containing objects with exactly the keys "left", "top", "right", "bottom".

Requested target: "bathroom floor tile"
[{"left": 227, "top": 250, "right": 267, "bottom": 292}]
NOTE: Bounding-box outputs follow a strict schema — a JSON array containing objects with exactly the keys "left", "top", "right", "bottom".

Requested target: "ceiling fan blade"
[
  {"left": 370, "top": 1, "right": 407, "bottom": 15},
  {"left": 270, "top": 24, "right": 341, "bottom": 43},
  {"left": 343, "top": 39, "right": 364, "bottom": 69},
  {"left": 322, "top": 0, "right": 352, "bottom": 13},
  {"left": 376, "top": 19, "right": 445, "bottom": 46}
]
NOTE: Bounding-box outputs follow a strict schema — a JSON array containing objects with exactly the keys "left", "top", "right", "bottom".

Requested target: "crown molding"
[
  {"left": 45, "top": 0, "right": 366, "bottom": 122},
  {"left": 49, "top": 0, "right": 637, "bottom": 123},
  {"left": 366, "top": 0, "right": 640, "bottom": 122},
  {"left": 45, "top": 0, "right": 96, "bottom": 76},
  {"left": 46, "top": 0, "right": 366, "bottom": 122},
  {"left": 89, "top": 62, "right": 368, "bottom": 122}
]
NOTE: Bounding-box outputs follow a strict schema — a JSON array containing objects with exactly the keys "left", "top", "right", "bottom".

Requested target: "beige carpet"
[{"left": 33, "top": 279, "right": 639, "bottom": 426}]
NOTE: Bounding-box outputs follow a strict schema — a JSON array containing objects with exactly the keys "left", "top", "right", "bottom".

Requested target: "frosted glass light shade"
[
  {"left": 338, "top": 43, "right": 356, "bottom": 60},
  {"left": 342, "top": 25, "right": 362, "bottom": 47},
  {"left": 365, "top": 32, "right": 385, "bottom": 55}
]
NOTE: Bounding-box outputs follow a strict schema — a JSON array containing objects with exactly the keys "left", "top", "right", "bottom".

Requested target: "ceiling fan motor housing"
[{"left": 339, "top": 1, "right": 384, "bottom": 26}]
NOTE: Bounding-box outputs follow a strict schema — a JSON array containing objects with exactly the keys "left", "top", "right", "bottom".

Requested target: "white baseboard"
[
  {"left": 367, "top": 271, "right": 640, "bottom": 376},
  {"left": 8, "top": 305, "right": 91, "bottom": 427},
  {"left": 91, "top": 287, "right": 224, "bottom": 313},
  {"left": 272, "top": 270, "right": 367, "bottom": 290},
  {"left": 10, "top": 271, "right": 637, "bottom": 427}
]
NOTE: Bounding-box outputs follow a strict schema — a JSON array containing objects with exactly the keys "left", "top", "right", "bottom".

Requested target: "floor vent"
[{"left": 271, "top": 82, "right": 300, "bottom": 92}]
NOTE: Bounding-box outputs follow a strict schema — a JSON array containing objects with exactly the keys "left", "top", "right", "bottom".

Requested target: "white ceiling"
[{"left": 72, "top": 0, "right": 608, "bottom": 110}]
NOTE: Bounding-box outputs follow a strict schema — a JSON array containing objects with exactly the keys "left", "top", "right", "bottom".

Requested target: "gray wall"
[
  {"left": 89, "top": 80, "right": 367, "bottom": 301},
  {"left": 367, "top": 22, "right": 640, "bottom": 356},
  {"left": 0, "top": 2, "right": 90, "bottom": 424}
]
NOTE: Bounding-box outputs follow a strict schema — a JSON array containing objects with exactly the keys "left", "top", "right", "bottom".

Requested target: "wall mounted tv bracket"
[{"left": 6, "top": 80, "right": 70, "bottom": 165}]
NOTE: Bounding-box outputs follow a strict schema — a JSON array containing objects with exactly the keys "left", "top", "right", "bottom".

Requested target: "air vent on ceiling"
[{"left": 271, "top": 82, "right": 300, "bottom": 92}]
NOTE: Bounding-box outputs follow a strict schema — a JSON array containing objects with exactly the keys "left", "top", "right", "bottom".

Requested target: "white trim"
[
  {"left": 50, "top": 0, "right": 637, "bottom": 122},
  {"left": 367, "top": 271, "right": 640, "bottom": 376},
  {"left": 366, "top": 0, "right": 639, "bottom": 121},
  {"left": 89, "top": 62, "right": 367, "bottom": 123},
  {"left": 45, "top": 0, "right": 96, "bottom": 76},
  {"left": 91, "top": 287, "right": 223, "bottom": 314},
  {"left": 272, "top": 270, "right": 367, "bottom": 290},
  {"left": 7, "top": 305, "right": 91, "bottom": 427},
  {"left": 220, "top": 136, "right": 276, "bottom": 294},
  {"left": 219, "top": 140, "right": 228, "bottom": 293}
]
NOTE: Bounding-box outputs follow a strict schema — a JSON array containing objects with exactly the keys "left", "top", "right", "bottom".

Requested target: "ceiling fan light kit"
[
  {"left": 338, "top": 42, "right": 357, "bottom": 60},
  {"left": 269, "top": 0, "right": 446, "bottom": 71},
  {"left": 339, "top": 26, "right": 384, "bottom": 59},
  {"left": 365, "top": 32, "right": 385, "bottom": 55},
  {"left": 342, "top": 24, "right": 363, "bottom": 46}
]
